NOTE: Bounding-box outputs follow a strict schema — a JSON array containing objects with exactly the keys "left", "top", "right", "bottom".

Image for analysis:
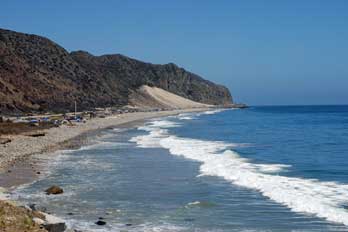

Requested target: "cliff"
[{"left": 0, "top": 28, "right": 233, "bottom": 114}]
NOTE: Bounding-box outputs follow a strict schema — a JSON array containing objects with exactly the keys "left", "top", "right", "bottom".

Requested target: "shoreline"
[
  {"left": 0, "top": 107, "right": 215, "bottom": 232},
  {"left": 0, "top": 107, "right": 212, "bottom": 190}
]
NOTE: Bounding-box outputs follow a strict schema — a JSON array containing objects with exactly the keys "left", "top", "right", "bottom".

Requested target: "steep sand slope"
[{"left": 130, "top": 85, "right": 212, "bottom": 109}]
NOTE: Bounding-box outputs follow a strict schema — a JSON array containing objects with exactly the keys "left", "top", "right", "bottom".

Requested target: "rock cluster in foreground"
[{"left": 0, "top": 200, "right": 66, "bottom": 232}]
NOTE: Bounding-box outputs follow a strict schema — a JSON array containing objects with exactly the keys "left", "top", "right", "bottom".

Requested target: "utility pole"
[{"left": 74, "top": 101, "right": 77, "bottom": 117}]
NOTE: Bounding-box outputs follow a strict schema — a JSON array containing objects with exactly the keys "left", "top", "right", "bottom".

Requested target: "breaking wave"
[{"left": 130, "top": 114, "right": 348, "bottom": 226}]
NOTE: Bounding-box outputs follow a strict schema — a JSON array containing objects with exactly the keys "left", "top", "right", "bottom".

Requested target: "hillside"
[{"left": 0, "top": 28, "right": 233, "bottom": 114}]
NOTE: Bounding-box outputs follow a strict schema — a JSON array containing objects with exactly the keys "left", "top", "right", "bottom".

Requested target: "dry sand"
[
  {"left": 0, "top": 108, "right": 210, "bottom": 175},
  {"left": 130, "top": 85, "right": 212, "bottom": 109}
]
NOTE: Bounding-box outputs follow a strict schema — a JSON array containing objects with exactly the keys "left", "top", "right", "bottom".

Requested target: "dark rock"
[
  {"left": 126, "top": 223, "right": 132, "bottom": 226},
  {"left": 39, "top": 207, "right": 47, "bottom": 213},
  {"left": 98, "top": 217, "right": 104, "bottom": 220},
  {"left": 45, "top": 185, "right": 64, "bottom": 195},
  {"left": 67, "top": 212, "right": 74, "bottom": 215},
  {"left": 26, "top": 132, "right": 46, "bottom": 137},
  {"left": 36, "top": 171, "right": 41, "bottom": 174},
  {"left": 95, "top": 220, "right": 106, "bottom": 226},
  {"left": 28, "top": 203, "right": 37, "bottom": 211},
  {"left": 29, "top": 203, "right": 47, "bottom": 212},
  {"left": 43, "top": 222, "right": 66, "bottom": 232},
  {"left": 0, "top": 138, "right": 11, "bottom": 144}
]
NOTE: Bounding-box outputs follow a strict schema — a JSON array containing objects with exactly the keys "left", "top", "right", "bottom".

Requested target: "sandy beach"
[{"left": 0, "top": 108, "right": 210, "bottom": 184}]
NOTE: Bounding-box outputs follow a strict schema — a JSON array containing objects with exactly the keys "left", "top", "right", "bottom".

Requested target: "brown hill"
[{"left": 0, "top": 28, "right": 233, "bottom": 114}]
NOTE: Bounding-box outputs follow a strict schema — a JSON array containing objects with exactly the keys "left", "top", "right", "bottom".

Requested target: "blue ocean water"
[{"left": 14, "top": 106, "right": 348, "bottom": 231}]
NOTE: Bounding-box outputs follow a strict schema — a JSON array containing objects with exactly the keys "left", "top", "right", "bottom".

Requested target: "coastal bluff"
[{"left": 0, "top": 28, "right": 233, "bottom": 114}]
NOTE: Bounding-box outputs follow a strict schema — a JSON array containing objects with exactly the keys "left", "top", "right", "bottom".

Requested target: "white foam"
[
  {"left": 130, "top": 119, "right": 348, "bottom": 226},
  {"left": 0, "top": 187, "right": 10, "bottom": 200},
  {"left": 178, "top": 116, "right": 195, "bottom": 120},
  {"left": 130, "top": 120, "right": 181, "bottom": 148},
  {"left": 185, "top": 201, "right": 203, "bottom": 208},
  {"left": 64, "top": 219, "right": 187, "bottom": 232},
  {"left": 201, "top": 109, "right": 226, "bottom": 115},
  {"left": 147, "top": 120, "right": 181, "bottom": 129},
  {"left": 187, "top": 201, "right": 201, "bottom": 205},
  {"left": 177, "top": 113, "right": 197, "bottom": 120}
]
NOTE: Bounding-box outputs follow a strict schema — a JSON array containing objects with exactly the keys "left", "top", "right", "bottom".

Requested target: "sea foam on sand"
[
  {"left": 130, "top": 111, "right": 348, "bottom": 226},
  {"left": 0, "top": 187, "right": 10, "bottom": 200}
]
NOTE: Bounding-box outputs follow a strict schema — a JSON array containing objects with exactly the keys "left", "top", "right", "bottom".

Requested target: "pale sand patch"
[
  {"left": 0, "top": 187, "right": 9, "bottom": 200},
  {"left": 130, "top": 85, "right": 212, "bottom": 109}
]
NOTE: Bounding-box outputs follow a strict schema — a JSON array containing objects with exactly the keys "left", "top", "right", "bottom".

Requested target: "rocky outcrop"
[
  {"left": 0, "top": 28, "right": 233, "bottom": 114},
  {"left": 41, "top": 213, "right": 66, "bottom": 232},
  {"left": 0, "top": 200, "right": 48, "bottom": 232}
]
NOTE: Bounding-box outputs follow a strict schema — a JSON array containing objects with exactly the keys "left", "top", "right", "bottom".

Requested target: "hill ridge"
[{"left": 0, "top": 28, "right": 233, "bottom": 114}]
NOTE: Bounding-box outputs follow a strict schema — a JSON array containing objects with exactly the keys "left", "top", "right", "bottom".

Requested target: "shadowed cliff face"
[{"left": 0, "top": 28, "right": 233, "bottom": 114}]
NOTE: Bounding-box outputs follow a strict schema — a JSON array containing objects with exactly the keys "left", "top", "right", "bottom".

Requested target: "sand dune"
[{"left": 130, "top": 85, "right": 212, "bottom": 109}]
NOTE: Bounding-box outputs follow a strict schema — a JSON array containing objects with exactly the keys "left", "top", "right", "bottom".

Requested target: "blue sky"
[{"left": 1, "top": 0, "right": 348, "bottom": 105}]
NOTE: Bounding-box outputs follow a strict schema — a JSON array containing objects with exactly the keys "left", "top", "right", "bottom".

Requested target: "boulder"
[
  {"left": 95, "top": 220, "right": 106, "bottom": 225},
  {"left": 43, "top": 222, "right": 66, "bottom": 232},
  {"left": 45, "top": 185, "right": 64, "bottom": 195},
  {"left": 42, "top": 212, "right": 67, "bottom": 232},
  {"left": 33, "top": 217, "right": 45, "bottom": 225}
]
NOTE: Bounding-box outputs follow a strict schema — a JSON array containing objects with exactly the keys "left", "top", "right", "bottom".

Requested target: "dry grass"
[
  {"left": 0, "top": 201, "right": 47, "bottom": 232},
  {"left": 0, "top": 122, "right": 54, "bottom": 136}
]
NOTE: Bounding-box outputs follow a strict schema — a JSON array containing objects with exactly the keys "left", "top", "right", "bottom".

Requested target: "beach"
[
  {"left": 0, "top": 108, "right": 213, "bottom": 193},
  {"left": 0, "top": 108, "right": 209, "bottom": 177},
  {"left": 0, "top": 108, "right": 215, "bottom": 231}
]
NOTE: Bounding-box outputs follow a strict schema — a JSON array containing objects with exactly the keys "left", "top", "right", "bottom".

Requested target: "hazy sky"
[{"left": 1, "top": 0, "right": 348, "bottom": 105}]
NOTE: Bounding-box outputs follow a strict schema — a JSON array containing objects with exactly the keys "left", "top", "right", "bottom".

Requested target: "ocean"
[{"left": 13, "top": 106, "right": 348, "bottom": 231}]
